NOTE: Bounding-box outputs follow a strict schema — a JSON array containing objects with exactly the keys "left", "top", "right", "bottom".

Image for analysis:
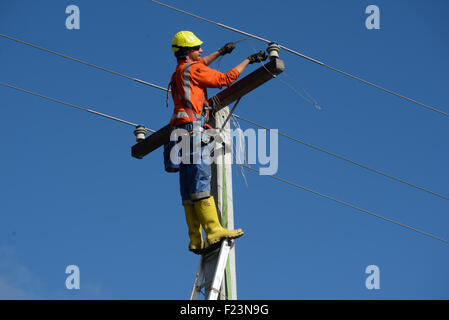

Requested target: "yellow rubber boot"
[
  {"left": 184, "top": 204, "right": 204, "bottom": 254},
  {"left": 194, "top": 197, "right": 244, "bottom": 246}
]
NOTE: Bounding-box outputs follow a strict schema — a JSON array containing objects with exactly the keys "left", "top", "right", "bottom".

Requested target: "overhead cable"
[
  {"left": 0, "top": 81, "right": 154, "bottom": 132},
  {"left": 243, "top": 165, "right": 449, "bottom": 245},
  {"left": 0, "top": 33, "right": 167, "bottom": 92},
  {"left": 3, "top": 31, "right": 446, "bottom": 201},
  {"left": 234, "top": 114, "right": 449, "bottom": 202},
  {"left": 150, "top": 0, "right": 449, "bottom": 118},
  {"left": 2, "top": 83, "right": 446, "bottom": 245}
]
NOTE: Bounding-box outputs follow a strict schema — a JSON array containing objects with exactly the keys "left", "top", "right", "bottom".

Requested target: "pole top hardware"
[
  {"left": 134, "top": 125, "right": 147, "bottom": 142},
  {"left": 267, "top": 42, "right": 280, "bottom": 60}
]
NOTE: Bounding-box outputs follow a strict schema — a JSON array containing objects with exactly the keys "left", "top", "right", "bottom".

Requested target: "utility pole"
[
  {"left": 132, "top": 44, "right": 284, "bottom": 299},
  {"left": 210, "top": 106, "right": 237, "bottom": 299}
]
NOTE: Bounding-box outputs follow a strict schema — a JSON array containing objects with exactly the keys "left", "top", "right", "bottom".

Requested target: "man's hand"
[
  {"left": 218, "top": 42, "right": 236, "bottom": 56},
  {"left": 247, "top": 50, "right": 268, "bottom": 64}
]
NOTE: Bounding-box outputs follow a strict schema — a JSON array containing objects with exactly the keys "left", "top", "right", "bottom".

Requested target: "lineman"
[{"left": 166, "top": 31, "right": 267, "bottom": 254}]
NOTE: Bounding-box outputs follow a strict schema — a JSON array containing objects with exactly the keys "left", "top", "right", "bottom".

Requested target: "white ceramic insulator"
[
  {"left": 136, "top": 132, "right": 146, "bottom": 142},
  {"left": 267, "top": 43, "right": 280, "bottom": 59}
]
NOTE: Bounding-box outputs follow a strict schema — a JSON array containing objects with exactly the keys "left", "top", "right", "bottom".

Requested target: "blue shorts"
[
  {"left": 176, "top": 124, "right": 212, "bottom": 205},
  {"left": 179, "top": 151, "right": 211, "bottom": 205}
]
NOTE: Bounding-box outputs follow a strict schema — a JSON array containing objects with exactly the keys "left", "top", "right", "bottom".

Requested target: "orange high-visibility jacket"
[{"left": 169, "top": 58, "right": 240, "bottom": 127}]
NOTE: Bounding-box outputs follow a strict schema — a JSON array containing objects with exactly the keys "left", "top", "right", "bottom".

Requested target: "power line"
[
  {"left": 4, "top": 76, "right": 446, "bottom": 245},
  {"left": 233, "top": 114, "right": 449, "bottom": 202},
  {"left": 150, "top": 0, "right": 449, "bottom": 118},
  {"left": 0, "top": 81, "right": 154, "bottom": 133},
  {"left": 3, "top": 30, "right": 447, "bottom": 201},
  {"left": 243, "top": 165, "right": 449, "bottom": 245},
  {"left": 2, "top": 83, "right": 446, "bottom": 245},
  {"left": 0, "top": 33, "right": 168, "bottom": 92}
]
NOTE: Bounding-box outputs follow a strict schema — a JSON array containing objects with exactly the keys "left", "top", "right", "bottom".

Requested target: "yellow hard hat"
[{"left": 172, "top": 31, "right": 203, "bottom": 52}]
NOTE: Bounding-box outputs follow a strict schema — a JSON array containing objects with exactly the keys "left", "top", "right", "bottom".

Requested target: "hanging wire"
[
  {"left": 0, "top": 81, "right": 154, "bottom": 133},
  {"left": 281, "top": 71, "right": 322, "bottom": 110},
  {"left": 233, "top": 113, "right": 449, "bottom": 202},
  {"left": 248, "top": 41, "right": 322, "bottom": 111},
  {"left": 211, "top": 37, "right": 250, "bottom": 71},
  {"left": 150, "top": 0, "right": 449, "bottom": 118},
  {"left": 234, "top": 37, "right": 251, "bottom": 44},
  {"left": 274, "top": 73, "right": 322, "bottom": 110},
  {"left": 212, "top": 54, "right": 224, "bottom": 71},
  {"left": 243, "top": 165, "right": 449, "bottom": 245},
  {"left": 230, "top": 114, "right": 249, "bottom": 188}
]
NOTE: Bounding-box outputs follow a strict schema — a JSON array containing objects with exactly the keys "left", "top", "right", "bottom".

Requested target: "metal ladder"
[{"left": 189, "top": 239, "right": 234, "bottom": 300}]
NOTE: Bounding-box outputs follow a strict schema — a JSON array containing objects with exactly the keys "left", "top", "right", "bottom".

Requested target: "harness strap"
[{"left": 169, "top": 62, "right": 210, "bottom": 129}]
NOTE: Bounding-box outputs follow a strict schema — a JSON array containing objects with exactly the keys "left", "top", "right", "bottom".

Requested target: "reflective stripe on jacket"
[{"left": 169, "top": 58, "right": 240, "bottom": 127}]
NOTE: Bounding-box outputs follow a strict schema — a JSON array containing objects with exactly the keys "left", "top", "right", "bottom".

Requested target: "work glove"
[
  {"left": 218, "top": 42, "right": 236, "bottom": 55},
  {"left": 247, "top": 50, "right": 268, "bottom": 64}
]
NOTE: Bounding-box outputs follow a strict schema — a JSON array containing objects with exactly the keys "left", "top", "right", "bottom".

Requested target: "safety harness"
[{"left": 167, "top": 61, "right": 212, "bottom": 133}]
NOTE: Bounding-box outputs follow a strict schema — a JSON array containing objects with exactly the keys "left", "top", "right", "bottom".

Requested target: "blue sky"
[{"left": 0, "top": 0, "right": 448, "bottom": 299}]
